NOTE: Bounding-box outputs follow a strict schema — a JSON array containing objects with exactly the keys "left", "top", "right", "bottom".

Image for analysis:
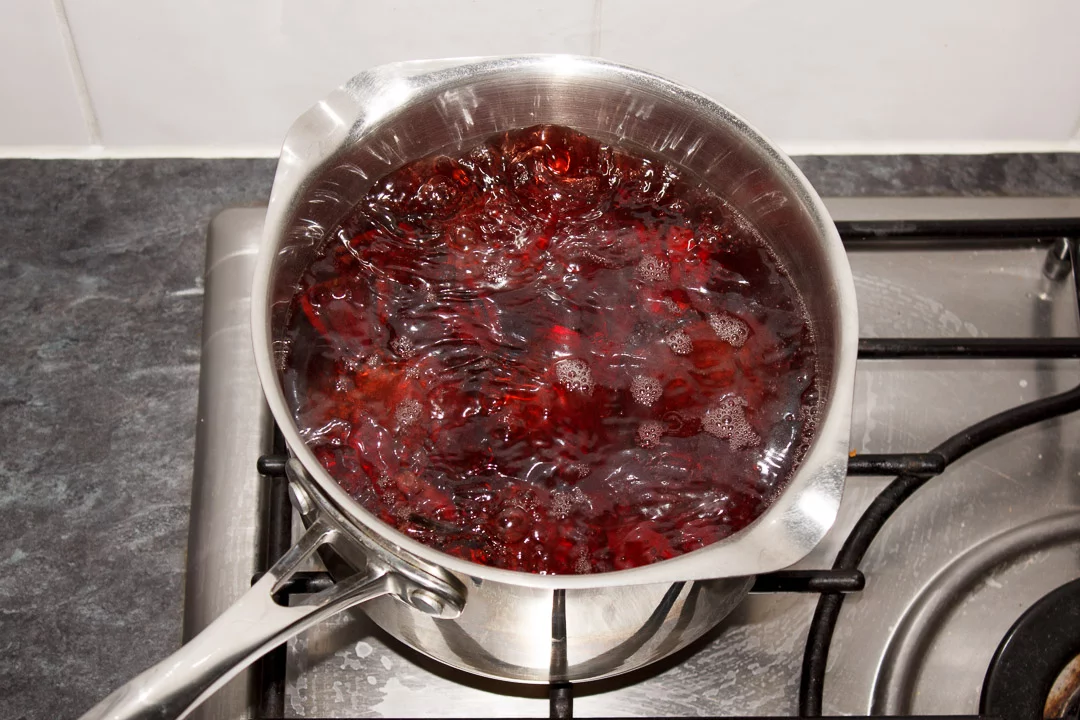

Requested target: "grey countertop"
[{"left": 2, "top": 153, "right": 1079, "bottom": 720}]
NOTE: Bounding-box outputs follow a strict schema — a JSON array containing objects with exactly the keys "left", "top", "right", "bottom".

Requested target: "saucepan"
[{"left": 81, "top": 55, "right": 857, "bottom": 720}]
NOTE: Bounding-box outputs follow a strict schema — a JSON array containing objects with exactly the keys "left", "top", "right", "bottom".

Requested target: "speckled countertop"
[{"left": 2, "top": 154, "right": 1080, "bottom": 720}]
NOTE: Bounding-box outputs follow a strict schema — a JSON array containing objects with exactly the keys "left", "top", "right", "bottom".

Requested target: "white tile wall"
[
  {"left": 2, "top": 0, "right": 1079, "bottom": 155},
  {"left": 0, "top": 0, "right": 90, "bottom": 146},
  {"left": 60, "top": 0, "right": 595, "bottom": 151},
  {"left": 598, "top": 0, "right": 1080, "bottom": 152}
]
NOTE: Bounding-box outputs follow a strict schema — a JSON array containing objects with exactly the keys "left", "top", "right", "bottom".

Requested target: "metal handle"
[{"left": 79, "top": 465, "right": 466, "bottom": 720}]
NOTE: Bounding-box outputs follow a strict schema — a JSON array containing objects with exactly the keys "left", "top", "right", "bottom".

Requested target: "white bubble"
[
  {"left": 554, "top": 358, "right": 594, "bottom": 394},
  {"left": 708, "top": 312, "right": 749, "bottom": 348},
  {"left": 395, "top": 398, "right": 422, "bottom": 426},
  {"left": 391, "top": 336, "right": 416, "bottom": 359},
  {"left": 567, "top": 463, "right": 591, "bottom": 478},
  {"left": 549, "top": 491, "right": 573, "bottom": 519},
  {"left": 637, "top": 420, "right": 665, "bottom": 448},
  {"left": 702, "top": 396, "right": 759, "bottom": 449},
  {"left": 630, "top": 375, "right": 663, "bottom": 406},
  {"left": 664, "top": 328, "right": 693, "bottom": 355},
  {"left": 485, "top": 256, "right": 511, "bottom": 285},
  {"left": 575, "top": 553, "right": 592, "bottom": 574},
  {"left": 636, "top": 255, "right": 670, "bottom": 282}
]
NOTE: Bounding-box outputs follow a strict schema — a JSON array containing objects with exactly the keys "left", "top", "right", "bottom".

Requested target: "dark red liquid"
[{"left": 282, "top": 125, "right": 818, "bottom": 574}]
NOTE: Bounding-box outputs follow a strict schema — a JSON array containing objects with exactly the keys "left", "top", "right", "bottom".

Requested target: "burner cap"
[{"left": 981, "top": 577, "right": 1080, "bottom": 719}]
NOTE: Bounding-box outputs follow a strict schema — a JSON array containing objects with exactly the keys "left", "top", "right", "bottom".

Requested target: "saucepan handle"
[{"left": 79, "top": 466, "right": 465, "bottom": 720}]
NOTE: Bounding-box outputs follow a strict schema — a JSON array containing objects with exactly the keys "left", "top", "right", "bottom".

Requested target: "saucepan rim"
[{"left": 251, "top": 54, "right": 858, "bottom": 590}]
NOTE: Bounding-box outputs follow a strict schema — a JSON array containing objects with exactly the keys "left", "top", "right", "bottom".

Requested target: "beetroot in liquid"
[{"left": 282, "top": 125, "right": 818, "bottom": 574}]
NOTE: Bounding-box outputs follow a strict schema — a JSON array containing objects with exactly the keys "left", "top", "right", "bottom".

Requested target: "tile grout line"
[{"left": 51, "top": 0, "right": 102, "bottom": 146}]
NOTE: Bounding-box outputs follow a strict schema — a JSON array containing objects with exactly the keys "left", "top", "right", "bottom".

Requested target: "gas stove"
[{"left": 184, "top": 197, "right": 1080, "bottom": 718}]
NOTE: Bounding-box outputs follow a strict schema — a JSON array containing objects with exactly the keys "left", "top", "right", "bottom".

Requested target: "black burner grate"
[{"left": 253, "top": 219, "right": 1080, "bottom": 719}]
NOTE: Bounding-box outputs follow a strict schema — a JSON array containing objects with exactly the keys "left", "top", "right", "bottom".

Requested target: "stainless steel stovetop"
[{"left": 185, "top": 197, "right": 1080, "bottom": 718}]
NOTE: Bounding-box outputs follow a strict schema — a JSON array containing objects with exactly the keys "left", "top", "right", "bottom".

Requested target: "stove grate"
[{"left": 252, "top": 219, "right": 1080, "bottom": 719}]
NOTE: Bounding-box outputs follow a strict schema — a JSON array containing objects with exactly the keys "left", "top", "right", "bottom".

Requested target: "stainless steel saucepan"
[{"left": 81, "top": 55, "right": 857, "bottom": 720}]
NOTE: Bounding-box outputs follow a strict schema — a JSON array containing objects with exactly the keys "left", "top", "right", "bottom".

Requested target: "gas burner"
[
  {"left": 982, "top": 577, "right": 1080, "bottom": 720},
  {"left": 185, "top": 197, "right": 1080, "bottom": 718},
  {"left": 854, "top": 512, "right": 1080, "bottom": 715}
]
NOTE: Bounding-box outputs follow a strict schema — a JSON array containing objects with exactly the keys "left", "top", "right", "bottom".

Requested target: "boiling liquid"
[{"left": 282, "top": 125, "right": 818, "bottom": 574}]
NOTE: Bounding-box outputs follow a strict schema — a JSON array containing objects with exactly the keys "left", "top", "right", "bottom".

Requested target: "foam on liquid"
[{"left": 282, "top": 124, "right": 819, "bottom": 574}]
